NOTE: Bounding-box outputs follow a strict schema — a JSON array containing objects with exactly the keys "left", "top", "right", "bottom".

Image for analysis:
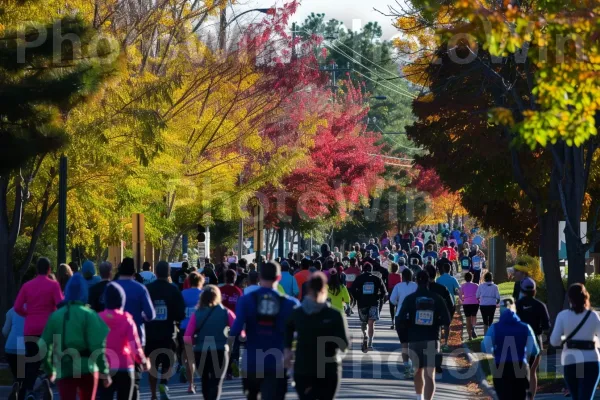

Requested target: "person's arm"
[
  {"left": 475, "top": 285, "right": 481, "bottom": 300},
  {"left": 230, "top": 296, "right": 246, "bottom": 337},
  {"left": 284, "top": 311, "right": 296, "bottom": 350},
  {"left": 2, "top": 309, "right": 12, "bottom": 338},
  {"left": 87, "top": 313, "right": 110, "bottom": 376},
  {"left": 173, "top": 290, "right": 186, "bottom": 322},
  {"left": 481, "top": 324, "right": 495, "bottom": 355},
  {"left": 541, "top": 304, "right": 551, "bottom": 332},
  {"left": 183, "top": 313, "right": 197, "bottom": 345},
  {"left": 128, "top": 318, "right": 146, "bottom": 364},
  {"left": 292, "top": 278, "right": 299, "bottom": 298},
  {"left": 438, "top": 296, "right": 451, "bottom": 326},
  {"left": 14, "top": 285, "right": 27, "bottom": 317},
  {"left": 526, "top": 325, "right": 541, "bottom": 360},
  {"left": 389, "top": 285, "right": 399, "bottom": 306},
  {"left": 141, "top": 286, "right": 156, "bottom": 322},
  {"left": 334, "top": 310, "right": 350, "bottom": 352},
  {"left": 342, "top": 286, "right": 350, "bottom": 305},
  {"left": 549, "top": 312, "right": 564, "bottom": 348},
  {"left": 494, "top": 285, "right": 500, "bottom": 304},
  {"left": 53, "top": 282, "right": 64, "bottom": 307}
]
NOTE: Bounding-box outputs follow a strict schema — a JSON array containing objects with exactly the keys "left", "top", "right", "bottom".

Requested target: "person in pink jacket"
[
  {"left": 14, "top": 257, "right": 63, "bottom": 398},
  {"left": 99, "top": 282, "right": 149, "bottom": 400}
]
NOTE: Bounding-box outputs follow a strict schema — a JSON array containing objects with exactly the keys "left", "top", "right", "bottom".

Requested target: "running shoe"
[
  {"left": 361, "top": 337, "right": 368, "bottom": 353},
  {"left": 471, "top": 329, "right": 478, "bottom": 339},
  {"left": 159, "top": 384, "right": 170, "bottom": 400},
  {"left": 403, "top": 367, "right": 411, "bottom": 379},
  {"left": 187, "top": 385, "right": 196, "bottom": 394},
  {"left": 390, "top": 324, "right": 395, "bottom": 330}
]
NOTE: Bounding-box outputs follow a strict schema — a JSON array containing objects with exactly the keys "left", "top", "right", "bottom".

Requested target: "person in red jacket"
[{"left": 14, "top": 257, "right": 63, "bottom": 398}]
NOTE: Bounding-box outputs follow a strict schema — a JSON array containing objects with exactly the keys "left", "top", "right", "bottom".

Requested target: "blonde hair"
[
  {"left": 199, "top": 284, "right": 221, "bottom": 308},
  {"left": 57, "top": 263, "right": 73, "bottom": 292}
]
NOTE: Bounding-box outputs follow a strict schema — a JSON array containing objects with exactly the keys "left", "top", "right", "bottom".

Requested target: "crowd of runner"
[{"left": 3, "top": 225, "right": 600, "bottom": 400}]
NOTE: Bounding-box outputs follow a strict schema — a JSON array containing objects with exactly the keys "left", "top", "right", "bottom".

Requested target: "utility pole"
[
  {"left": 320, "top": 62, "right": 350, "bottom": 93},
  {"left": 57, "top": 155, "right": 67, "bottom": 264},
  {"left": 218, "top": 3, "right": 227, "bottom": 50}
]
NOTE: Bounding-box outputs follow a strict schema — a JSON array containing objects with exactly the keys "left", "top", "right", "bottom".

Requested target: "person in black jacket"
[
  {"left": 516, "top": 278, "right": 550, "bottom": 399},
  {"left": 397, "top": 270, "right": 451, "bottom": 400},
  {"left": 425, "top": 265, "right": 454, "bottom": 358},
  {"left": 88, "top": 261, "right": 113, "bottom": 312},
  {"left": 145, "top": 261, "right": 186, "bottom": 400},
  {"left": 350, "top": 262, "right": 387, "bottom": 352},
  {"left": 284, "top": 272, "right": 349, "bottom": 400}
]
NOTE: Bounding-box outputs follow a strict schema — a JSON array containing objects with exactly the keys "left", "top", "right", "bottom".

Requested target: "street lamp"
[{"left": 229, "top": 8, "right": 272, "bottom": 25}]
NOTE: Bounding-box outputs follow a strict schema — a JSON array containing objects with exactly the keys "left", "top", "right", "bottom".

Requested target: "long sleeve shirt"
[
  {"left": 99, "top": 309, "right": 146, "bottom": 371},
  {"left": 14, "top": 275, "right": 63, "bottom": 336},
  {"left": 114, "top": 279, "right": 156, "bottom": 346},
  {"left": 550, "top": 309, "right": 600, "bottom": 365}
]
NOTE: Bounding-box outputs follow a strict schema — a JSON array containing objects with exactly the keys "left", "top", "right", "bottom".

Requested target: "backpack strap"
[{"left": 562, "top": 310, "right": 592, "bottom": 347}]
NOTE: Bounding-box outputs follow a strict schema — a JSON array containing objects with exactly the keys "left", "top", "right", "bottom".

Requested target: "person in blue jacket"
[
  {"left": 482, "top": 296, "right": 540, "bottom": 400},
  {"left": 230, "top": 261, "right": 299, "bottom": 400}
]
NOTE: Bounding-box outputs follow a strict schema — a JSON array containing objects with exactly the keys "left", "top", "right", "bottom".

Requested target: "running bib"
[
  {"left": 416, "top": 310, "right": 434, "bottom": 326},
  {"left": 362, "top": 282, "right": 375, "bottom": 295},
  {"left": 346, "top": 274, "right": 357, "bottom": 282},
  {"left": 462, "top": 259, "right": 470, "bottom": 268},
  {"left": 185, "top": 307, "right": 196, "bottom": 319},
  {"left": 154, "top": 300, "right": 168, "bottom": 321}
]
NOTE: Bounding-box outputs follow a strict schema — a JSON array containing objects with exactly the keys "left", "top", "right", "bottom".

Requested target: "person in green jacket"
[
  {"left": 41, "top": 273, "right": 110, "bottom": 400},
  {"left": 284, "top": 272, "right": 350, "bottom": 400}
]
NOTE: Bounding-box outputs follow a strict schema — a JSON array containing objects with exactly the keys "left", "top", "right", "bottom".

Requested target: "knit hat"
[
  {"left": 119, "top": 258, "right": 135, "bottom": 276},
  {"left": 82, "top": 260, "right": 96, "bottom": 279},
  {"left": 64, "top": 273, "right": 88, "bottom": 303},
  {"left": 104, "top": 282, "right": 126, "bottom": 311}
]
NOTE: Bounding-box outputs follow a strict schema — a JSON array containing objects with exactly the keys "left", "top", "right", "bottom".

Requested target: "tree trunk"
[
  {"left": 563, "top": 145, "right": 586, "bottom": 286},
  {"left": 540, "top": 207, "right": 565, "bottom": 322},
  {"left": 167, "top": 233, "right": 182, "bottom": 262}
]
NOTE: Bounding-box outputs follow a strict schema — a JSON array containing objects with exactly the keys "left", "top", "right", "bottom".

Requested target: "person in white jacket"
[
  {"left": 390, "top": 268, "right": 418, "bottom": 378},
  {"left": 476, "top": 272, "right": 500, "bottom": 335}
]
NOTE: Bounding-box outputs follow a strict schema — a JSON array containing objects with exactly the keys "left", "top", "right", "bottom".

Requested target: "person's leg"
[
  {"left": 99, "top": 374, "right": 116, "bottom": 400},
  {"left": 294, "top": 376, "right": 315, "bottom": 400},
  {"left": 159, "top": 347, "right": 175, "bottom": 387},
  {"left": 367, "top": 319, "right": 375, "bottom": 348},
  {"left": 132, "top": 362, "right": 142, "bottom": 400},
  {"left": 579, "top": 362, "right": 600, "bottom": 400},
  {"left": 464, "top": 308, "right": 472, "bottom": 339},
  {"left": 413, "top": 368, "right": 425, "bottom": 398},
  {"left": 77, "top": 372, "right": 99, "bottom": 400},
  {"left": 197, "top": 352, "right": 210, "bottom": 400},
  {"left": 209, "top": 350, "right": 228, "bottom": 400},
  {"left": 56, "top": 378, "right": 78, "bottom": 400},
  {"left": 259, "top": 372, "right": 288, "bottom": 400},
  {"left": 242, "top": 374, "right": 260, "bottom": 400},
  {"left": 529, "top": 355, "right": 541, "bottom": 398},
  {"left": 424, "top": 367, "right": 436, "bottom": 400},
  {"left": 390, "top": 303, "right": 396, "bottom": 327},
  {"left": 23, "top": 337, "right": 41, "bottom": 394}
]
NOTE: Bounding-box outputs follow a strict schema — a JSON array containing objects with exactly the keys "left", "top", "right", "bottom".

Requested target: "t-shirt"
[
  {"left": 390, "top": 281, "right": 417, "bottom": 316},
  {"left": 460, "top": 282, "right": 479, "bottom": 305},
  {"left": 139, "top": 271, "right": 157, "bottom": 285},
  {"left": 472, "top": 255, "right": 483, "bottom": 271},
  {"left": 344, "top": 267, "right": 361, "bottom": 288},
  {"left": 220, "top": 285, "right": 243, "bottom": 312},
  {"left": 459, "top": 256, "right": 472, "bottom": 271},
  {"left": 114, "top": 279, "right": 156, "bottom": 346},
  {"left": 181, "top": 288, "right": 202, "bottom": 330},
  {"left": 294, "top": 270, "right": 311, "bottom": 299},
  {"left": 436, "top": 274, "right": 460, "bottom": 305},
  {"left": 388, "top": 273, "right": 402, "bottom": 291},
  {"left": 327, "top": 286, "right": 351, "bottom": 313},
  {"left": 145, "top": 280, "right": 186, "bottom": 342},
  {"left": 516, "top": 296, "right": 550, "bottom": 337},
  {"left": 14, "top": 275, "right": 63, "bottom": 336}
]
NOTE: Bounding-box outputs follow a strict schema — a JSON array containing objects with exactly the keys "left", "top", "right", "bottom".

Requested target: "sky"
[{"left": 231, "top": 0, "right": 402, "bottom": 40}]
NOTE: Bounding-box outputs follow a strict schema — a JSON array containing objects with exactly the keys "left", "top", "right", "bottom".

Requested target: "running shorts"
[
  {"left": 358, "top": 306, "right": 380, "bottom": 323},
  {"left": 408, "top": 340, "right": 440, "bottom": 369},
  {"left": 463, "top": 304, "right": 479, "bottom": 317}
]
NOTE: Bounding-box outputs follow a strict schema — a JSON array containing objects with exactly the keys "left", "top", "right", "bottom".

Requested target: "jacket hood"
[
  {"left": 301, "top": 297, "right": 327, "bottom": 315},
  {"left": 320, "top": 243, "right": 331, "bottom": 258},
  {"left": 82, "top": 260, "right": 96, "bottom": 279},
  {"left": 104, "top": 282, "right": 126, "bottom": 311},
  {"left": 498, "top": 308, "right": 521, "bottom": 325},
  {"left": 64, "top": 273, "right": 88, "bottom": 303}
]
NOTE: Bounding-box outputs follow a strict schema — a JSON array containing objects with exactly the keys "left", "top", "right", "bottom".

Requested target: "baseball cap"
[{"left": 520, "top": 277, "right": 536, "bottom": 291}]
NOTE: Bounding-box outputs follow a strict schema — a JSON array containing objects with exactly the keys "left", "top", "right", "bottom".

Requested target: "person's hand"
[
  {"left": 283, "top": 348, "right": 293, "bottom": 370},
  {"left": 103, "top": 376, "right": 112, "bottom": 388},
  {"left": 49, "top": 373, "right": 56, "bottom": 383},
  {"left": 143, "top": 358, "right": 151, "bottom": 371}
]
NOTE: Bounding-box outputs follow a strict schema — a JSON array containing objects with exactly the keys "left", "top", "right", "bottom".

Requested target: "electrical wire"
[
  {"left": 334, "top": 39, "right": 402, "bottom": 80},
  {"left": 352, "top": 69, "right": 416, "bottom": 100}
]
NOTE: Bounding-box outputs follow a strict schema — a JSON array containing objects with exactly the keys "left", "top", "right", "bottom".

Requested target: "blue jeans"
[{"left": 564, "top": 362, "right": 600, "bottom": 400}]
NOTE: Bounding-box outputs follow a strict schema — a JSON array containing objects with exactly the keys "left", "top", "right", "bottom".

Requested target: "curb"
[{"left": 459, "top": 305, "right": 498, "bottom": 400}]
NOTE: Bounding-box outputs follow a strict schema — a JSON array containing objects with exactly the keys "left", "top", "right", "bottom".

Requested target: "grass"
[{"left": 498, "top": 282, "right": 514, "bottom": 297}]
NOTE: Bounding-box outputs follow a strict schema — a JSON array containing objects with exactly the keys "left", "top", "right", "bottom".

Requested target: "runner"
[
  {"left": 82, "top": 260, "right": 102, "bottom": 288},
  {"left": 140, "top": 262, "right": 157, "bottom": 285},
  {"left": 180, "top": 271, "right": 204, "bottom": 387},
  {"left": 344, "top": 258, "right": 361, "bottom": 313},
  {"left": 390, "top": 268, "right": 417, "bottom": 378},
  {"left": 350, "top": 262, "right": 387, "bottom": 352},
  {"left": 327, "top": 268, "right": 351, "bottom": 314},
  {"left": 56, "top": 263, "right": 73, "bottom": 292},
  {"left": 294, "top": 258, "right": 312, "bottom": 300},
  {"left": 516, "top": 278, "right": 550, "bottom": 399},
  {"left": 471, "top": 250, "right": 484, "bottom": 284},
  {"left": 458, "top": 249, "right": 472, "bottom": 276},
  {"left": 114, "top": 257, "right": 156, "bottom": 400},
  {"left": 365, "top": 238, "right": 380, "bottom": 258},
  {"left": 279, "top": 261, "right": 299, "bottom": 298},
  {"left": 476, "top": 272, "right": 501, "bottom": 335},
  {"left": 230, "top": 261, "right": 300, "bottom": 400},
  {"left": 482, "top": 297, "right": 540, "bottom": 400},
  {"left": 424, "top": 265, "right": 454, "bottom": 355},
  {"left": 14, "top": 257, "right": 63, "bottom": 400},
  {"left": 460, "top": 272, "right": 479, "bottom": 340},
  {"left": 284, "top": 272, "right": 350, "bottom": 400},
  {"left": 219, "top": 269, "right": 244, "bottom": 380},
  {"left": 184, "top": 285, "right": 237, "bottom": 400},
  {"left": 423, "top": 245, "right": 438, "bottom": 264},
  {"left": 387, "top": 262, "right": 402, "bottom": 329},
  {"left": 408, "top": 246, "right": 423, "bottom": 266},
  {"left": 436, "top": 263, "right": 460, "bottom": 348},
  {"left": 3, "top": 305, "right": 25, "bottom": 400},
  {"left": 145, "top": 261, "right": 186, "bottom": 400},
  {"left": 41, "top": 274, "right": 110, "bottom": 400},
  {"left": 99, "top": 282, "right": 149, "bottom": 400},
  {"left": 397, "top": 270, "right": 451, "bottom": 400},
  {"left": 173, "top": 262, "right": 190, "bottom": 290},
  {"left": 89, "top": 261, "right": 113, "bottom": 313},
  {"left": 435, "top": 251, "right": 452, "bottom": 276}
]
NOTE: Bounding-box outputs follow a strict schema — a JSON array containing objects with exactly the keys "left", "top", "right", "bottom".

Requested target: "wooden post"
[
  {"left": 145, "top": 244, "right": 154, "bottom": 267},
  {"left": 132, "top": 213, "right": 145, "bottom": 273},
  {"left": 108, "top": 242, "right": 124, "bottom": 268}
]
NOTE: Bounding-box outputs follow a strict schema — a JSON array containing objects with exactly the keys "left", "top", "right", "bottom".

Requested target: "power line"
[
  {"left": 334, "top": 39, "right": 401, "bottom": 80},
  {"left": 369, "top": 153, "right": 415, "bottom": 162},
  {"left": 352, "top": 69, "right": 415, "bottom": 100}
]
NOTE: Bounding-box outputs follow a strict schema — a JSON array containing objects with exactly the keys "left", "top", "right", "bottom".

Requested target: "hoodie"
[
  {"left": 481, "top": 309, "right": 540, "bottom": 365},
  {"left": 82, "top": 260, "right": 101, "bottom": 288},
  {"left": 99, "top": 283, "right": 146, "bottom": 371}
]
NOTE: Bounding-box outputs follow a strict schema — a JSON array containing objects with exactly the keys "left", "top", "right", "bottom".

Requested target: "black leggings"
[
  {"left": 24, "top": 337, "right": 41, "bottom": 392},
  {"left": 195, "top": 350, "right": 228, "bottom": 400},
  {"left": 389, "top": 303, "right": 396, "bottom": 322},
  {"left": 6, "top": 353, "right": 25, "bottom": 384},
  {"left": 480, "top": 305, "right": 496, "bottom": 327},
  {"left": 100, "top": 371, "right": 134, "bottom": 400},
  {"left": 295, "top": 374, "right": 340, "bottom": 400}
]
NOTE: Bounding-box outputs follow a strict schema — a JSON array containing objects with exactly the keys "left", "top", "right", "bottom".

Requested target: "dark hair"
[
  {"left": 119, "top": 257, "right": 136, "bottom": 276},
  {"left": 248, "top": 270, "right": 259, "bottom": 285},
  {"left": 443, "top": 240, "right": 449, "bottom": 246},
  {"left": 363, "top": 262, "right": 373, "bottom": 272},
  {"left": 349, "top": 258, "right": 358, "bottom": 267},
  {"left": 416, "top": 270, "right": 430, "bottom": 286},
  {"left": 155, "top": 261, "right": 170, "bottom": 279},
  {"left": 68, "top": 261, "right": 79, "bottom": 273},
  {"left": 238, "top": 258, "right": 248, "bottom": 269},
  {"left": 313, "top": 260, "right": 322, "bottom": 271},
  {"left": 225, "top": 269, "right": 237, "bottom": 284},
  {"left": 301, "top": 258, "right": 312, "bottom": 270},
  {"left": 401, "top": 268, "right": 413, "bottom": 284},
  {"left": 568, "top": 283, "right": 590, "bottom": 314},
  {"left": 425, "top": 264, "right": 437, "bottom": 281},
  {"left": 36, "top": 257, "right": 51, "bottom": 275},
  {"left": 188, "top": 272, "right": 204, "bottom": 288},
  {"left": 464, "top": 272, "right": 473, "bottom": 283},
  {"left": 182, "top": 261, "right": 189, "bottom": 272},
  {"left": 308, "top": 272, "right": 327, "bottom": 296},
  {"left": 391, "top": 262, "right": 399, "bottom": 273},
  {"left": 259, "top": 262, "right": 280, "bottom": 281},
  {"left": 142, "top": 261, "right": 151, "bottom": 271},
  {"left": 484, "top": 272, "right": 493, "bottom": 282},
  {"left": 442, "top": 263, "right": 450, "bottom": 274},
  {"left": 328, "top": 270, "right": 342, "bottom": 296}
]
